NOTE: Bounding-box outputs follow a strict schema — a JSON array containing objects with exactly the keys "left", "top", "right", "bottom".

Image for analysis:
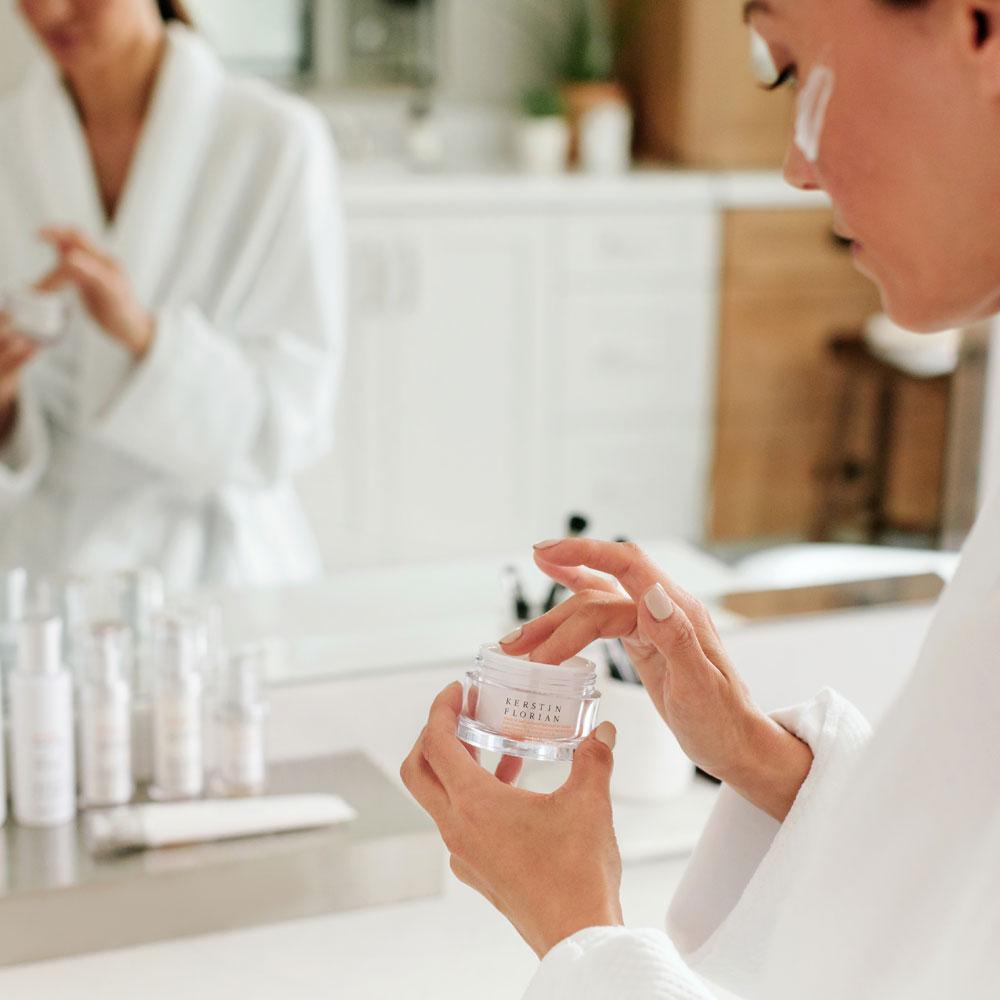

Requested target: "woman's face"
[
  {"left": 19, "top": 0, "right": 159, "bottom": 75},
  {"left": 749, "top": 0, "right": 1000, "bottom": 331}
]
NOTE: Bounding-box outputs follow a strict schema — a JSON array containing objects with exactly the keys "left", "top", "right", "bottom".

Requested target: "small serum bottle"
[
  {"left": 9, "top": 616, "right": 76, "bottom": 827},
  {"left": 211, "top": 646, "right": 268, "bottom": 797},
  {"left": 149, "top": 613, "right": 204, "bottom": 801},
  {"left": 79, "top": 622, "right": 134, "bottom": 808},
  {"left": 0, "top": 664, "right": 7, "bottom": 828}
]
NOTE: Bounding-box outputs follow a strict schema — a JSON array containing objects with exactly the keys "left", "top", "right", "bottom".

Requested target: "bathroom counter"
[
  {"left": 0, "top": 809, "right": 716, "bottom": 1000},
  {"left": 209, "top": 538, "right": 742, "bottom": 686},
  {"left": 340, "top": 165, "right": 830, "bottom": 213}
]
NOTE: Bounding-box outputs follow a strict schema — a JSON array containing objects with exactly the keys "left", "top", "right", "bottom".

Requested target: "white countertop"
[
  {"left": 209, "top": 539, "right": 742, "bottom": 685},
  {"left": 342, "top": 166, "right": 830, "bottom": 213},
  {"left": 0, "top": 849, "right": 703, "bottom": 1000}
]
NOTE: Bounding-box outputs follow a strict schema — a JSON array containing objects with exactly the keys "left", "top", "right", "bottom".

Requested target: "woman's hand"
[
  {"left": 36, "top": 227, "right": 155, "bottom": 359},
  {"left": 499, "top": 539, "right": 814, "bottom": 822},
  {"left": 401, "top": 683, "right": 623, "bottom": 958},
  {"left": 0, "top": 310, "right": 38, "bottom": 443}
]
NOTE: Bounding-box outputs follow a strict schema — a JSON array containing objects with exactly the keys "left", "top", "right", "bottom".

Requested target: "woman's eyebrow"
[{"left": 743, "top": 0, "right": 774, "bottom": 23}]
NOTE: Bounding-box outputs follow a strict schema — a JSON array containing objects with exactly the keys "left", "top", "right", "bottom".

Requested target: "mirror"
[{"left": 0, "top": 0, "right": 989, "bottom": 692}]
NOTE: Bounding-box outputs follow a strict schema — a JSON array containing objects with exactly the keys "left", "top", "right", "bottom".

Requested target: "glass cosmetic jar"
[{"left": 457, "top": 644, "right": 601, "bottom": 762}]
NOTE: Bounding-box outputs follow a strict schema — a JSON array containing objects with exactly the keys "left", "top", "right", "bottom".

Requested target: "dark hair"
[{"left": 157, "top": 0, "right": 194, "bottom": 26}]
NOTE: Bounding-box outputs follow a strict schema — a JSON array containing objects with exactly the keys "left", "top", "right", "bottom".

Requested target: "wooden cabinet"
[
  {"left": 616, "top": 0, "right": 795, "bottom": 167},
  {"left": 709, "top": 208, "right": 948, "bottom": 542}
]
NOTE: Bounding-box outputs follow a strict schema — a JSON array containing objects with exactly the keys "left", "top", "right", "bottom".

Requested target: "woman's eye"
[
  {"left": 748, "top": 29, "right": 795, "bottom": 90},
  {"left": 766, "top": 66, "right": 797, "bottom": 92}
]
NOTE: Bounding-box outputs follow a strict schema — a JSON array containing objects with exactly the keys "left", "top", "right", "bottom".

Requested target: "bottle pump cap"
[
  {"left": 18, "top": 616, "right": 63, "bottom": 675},
  {"left": 84, "top": 621, "right": 131, "bottom": 687}
]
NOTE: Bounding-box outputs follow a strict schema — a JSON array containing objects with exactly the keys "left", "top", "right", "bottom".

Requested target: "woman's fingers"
[
  {"left": 529, "top": 599, "right": 637, "bottom": 667},
  {"left": 400, "top": 727, "right": 450, "bottom": 819},
  {"left": 532, "top": 552, "right": 620, "bottom": 596},
  {"left": 421, "top": 682, "right": 489, "bottom": 798},
  {"left": 534, "top": 539, "right": 724, "bottom": 659},
  {"left": 39, "top": 226, "right": 117, "bottom": 269},
  {"left": 494, "top": 754, "right": 523, "bottom": 786},
  {"left": 0, "top": 332, "right": 36, "bottom": 375},
  {"left": 500, "top": 589, "right": 636, "bottom": 665},
  {"left": 34, "top": 263, "right": 74, "bottom": 294}
]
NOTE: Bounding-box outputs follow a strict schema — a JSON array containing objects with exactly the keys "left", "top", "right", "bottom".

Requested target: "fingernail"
[
  {"left": 500, "top": 626, "right": 522, "bottom": 645},
  {"left": 533, "top": 539, "right": 562, "bottom": 550},
  {"left": 643, "top": 583, "right": 675, "bottom": 622},
  {"left": 593, "top": 721, "right": 616, "bottom": 750}
]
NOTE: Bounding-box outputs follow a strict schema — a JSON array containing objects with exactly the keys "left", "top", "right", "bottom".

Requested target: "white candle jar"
[{"left": 457, "top": 645, "right": 601, "bottom": 763}]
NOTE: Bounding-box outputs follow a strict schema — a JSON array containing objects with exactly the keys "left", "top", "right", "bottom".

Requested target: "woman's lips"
[{"left": 45, "top": 30, "right": 82, "bottom": 53}]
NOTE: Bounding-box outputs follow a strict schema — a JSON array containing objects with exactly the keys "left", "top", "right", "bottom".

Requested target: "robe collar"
[{"left": 21, "top": 24, "right": 225, "bottom": 419}]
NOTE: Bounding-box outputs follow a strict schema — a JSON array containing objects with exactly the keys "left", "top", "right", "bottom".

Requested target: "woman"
[
  {"left": 402, "top": 1, "right": 1000, "bottom": 996},
  {"left": 0, "top": 0, "right": 343, "bottom": 589}
]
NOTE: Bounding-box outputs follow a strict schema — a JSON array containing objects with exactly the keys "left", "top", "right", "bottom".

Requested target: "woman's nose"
[{"left": 783, "top": 142, "right": 822, "bottom": 193}]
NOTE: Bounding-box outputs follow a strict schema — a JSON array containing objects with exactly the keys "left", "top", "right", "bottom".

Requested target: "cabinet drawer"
[
  {"left": 558, "top": 428, "right": 710, "bottom": 540},
  {"left": 557, "top": 213, "right": 717, "bottom": 284},
  {"left": 559, "top": 292, "right": 716, "bottom": 419}
]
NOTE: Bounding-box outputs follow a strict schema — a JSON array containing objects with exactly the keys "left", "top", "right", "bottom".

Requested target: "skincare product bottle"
[
  {"left": 9, "top": 617, "right": 76, "bottom": 827},
  {"left": 0, "top": 287, "right": 68, "bottom": 345},
  {"left": 79, "top": 622, "right": 134, "bottom": 808},
  {"left": 111, "top": 568, "right": 165, "bottom": 784},
  {"left": 211, "top": 646, "right": 268, "bottom": 797},
  {"left": 149, "top": 613, "right": 204, "bottom": 801},
  {"left": 0, "top": 567, "right": 27, "bottom": 698},
  {"left": 85, "top": 795, "right": 356, "bottom": 855},
  {"left": 458, "top": 644, "right": 601, "bottom": 763},
  {"left": 0, "top": 667, "right": 6, "bottom": 828}
]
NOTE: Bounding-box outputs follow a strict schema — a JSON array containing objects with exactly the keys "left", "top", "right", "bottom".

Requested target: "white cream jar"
[{"left": 457, "top": 644, "right": 601, "bottom": 762}]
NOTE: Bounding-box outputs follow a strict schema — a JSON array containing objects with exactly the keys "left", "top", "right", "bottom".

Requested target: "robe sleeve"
[
  {"left": 90, "top": 107, "right": 344, "bottom": 494},
  {"left": 0, "top": 384, "right": 50, "bottom": 505},
  {"left": 524, "top": 927, "right": 714, "bottom": 1000},
  {"left": 522, "top": 928, "right": 719, "bottom": 1000},
  {"left": 521, "top": 689, "right": 871, "bottom": 1000},
  {"left": 665, "top": 688, "right": 871, "bottom": 997}
]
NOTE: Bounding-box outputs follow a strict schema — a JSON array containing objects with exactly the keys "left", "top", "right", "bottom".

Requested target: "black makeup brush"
[{"left": 541, "top": 513, "right": 590, "bottom": 613}]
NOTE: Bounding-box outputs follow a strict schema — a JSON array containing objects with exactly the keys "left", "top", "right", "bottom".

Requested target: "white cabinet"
[
  {"left": 297, "top": 183, "right": 721, "bottom": 570},
  {"left": 300, "top": 215, "right": 551, "bottom": 567}
]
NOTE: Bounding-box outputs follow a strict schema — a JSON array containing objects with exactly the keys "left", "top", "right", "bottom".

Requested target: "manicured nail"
[
  {"left": 643, "top": 583, "right": 675, "bottom": 622},
  {"left": 533, "top": 539, "right": 562, "bottom": 550},
  {"left": 593, "top": 721, "right": 616, "bottom": 750},
  {"left": 500, "top": 626, "right": 523, "bottom": 645}
]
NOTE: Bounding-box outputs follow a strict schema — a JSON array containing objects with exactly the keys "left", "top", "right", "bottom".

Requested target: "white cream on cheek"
[
  {"left": 749, "top": 29, "right": 780, "bottom": 85},
  {"left": 795, "top": 64, "right": 836, "bottom": 164}
]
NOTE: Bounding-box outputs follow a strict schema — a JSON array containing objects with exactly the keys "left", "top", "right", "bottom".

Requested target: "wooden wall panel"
[
  {"left": 616, "top": 0, "right": 795, "bottom": 167},
  {"left": 710, "top": 208, "right": 948, "bottom": 542}
]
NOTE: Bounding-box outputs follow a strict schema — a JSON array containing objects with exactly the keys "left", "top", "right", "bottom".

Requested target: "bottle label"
[
  {"left": 216, "top": 716, "right": 266, "bottom": 790},
  {"left": 11, "top": 679, "right": 75, "bottom": 824},
  {"left": 153, "top": 692, "right": 203, "bottom": 796},
  {"left": 81, "top": 695, "right": 133, "bottom": 805}
]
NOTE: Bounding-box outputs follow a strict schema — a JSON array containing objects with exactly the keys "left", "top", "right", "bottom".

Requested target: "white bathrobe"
[
  {"left": 0, "top": 24, "right": 343, "bottom": 589},
  {"left": 525, "top": 483, "right": 1000, "bottom": 998}
]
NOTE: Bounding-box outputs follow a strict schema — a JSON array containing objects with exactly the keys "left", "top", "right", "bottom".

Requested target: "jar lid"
[{"left": 476, "top": 643, "right": 598, "bottom": 694}]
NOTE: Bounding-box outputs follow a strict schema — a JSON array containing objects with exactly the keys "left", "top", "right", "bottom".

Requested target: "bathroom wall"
[{"left": 0, "top": 0, "right": 573, "bottom": 103}]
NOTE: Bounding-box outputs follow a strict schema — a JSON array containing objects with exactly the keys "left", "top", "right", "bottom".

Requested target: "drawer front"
[
  {"left": 558, "top": 292, "right": 717, "bottom": 420},
  {"left": 557, "top": 213, "right": 718, "bottom": 285},
  {"left": 557, "top": 428, "right": 711, "bottom": 541}
]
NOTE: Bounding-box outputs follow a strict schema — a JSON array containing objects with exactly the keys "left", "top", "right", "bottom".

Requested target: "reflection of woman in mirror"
[
  {"left": 0, "top": 0, "right": 342, "bottom": 588},
  {"left": 404, "top": 1, "right": 1000, "bottom": 996}
]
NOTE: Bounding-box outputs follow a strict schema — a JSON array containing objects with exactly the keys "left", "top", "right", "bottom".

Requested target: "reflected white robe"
[
  {"left": 525, "top": 483, "right": 1000, "bottom": 999},
  {"left": 0, "top": 24, "right": 344, "bottom": 589}
]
